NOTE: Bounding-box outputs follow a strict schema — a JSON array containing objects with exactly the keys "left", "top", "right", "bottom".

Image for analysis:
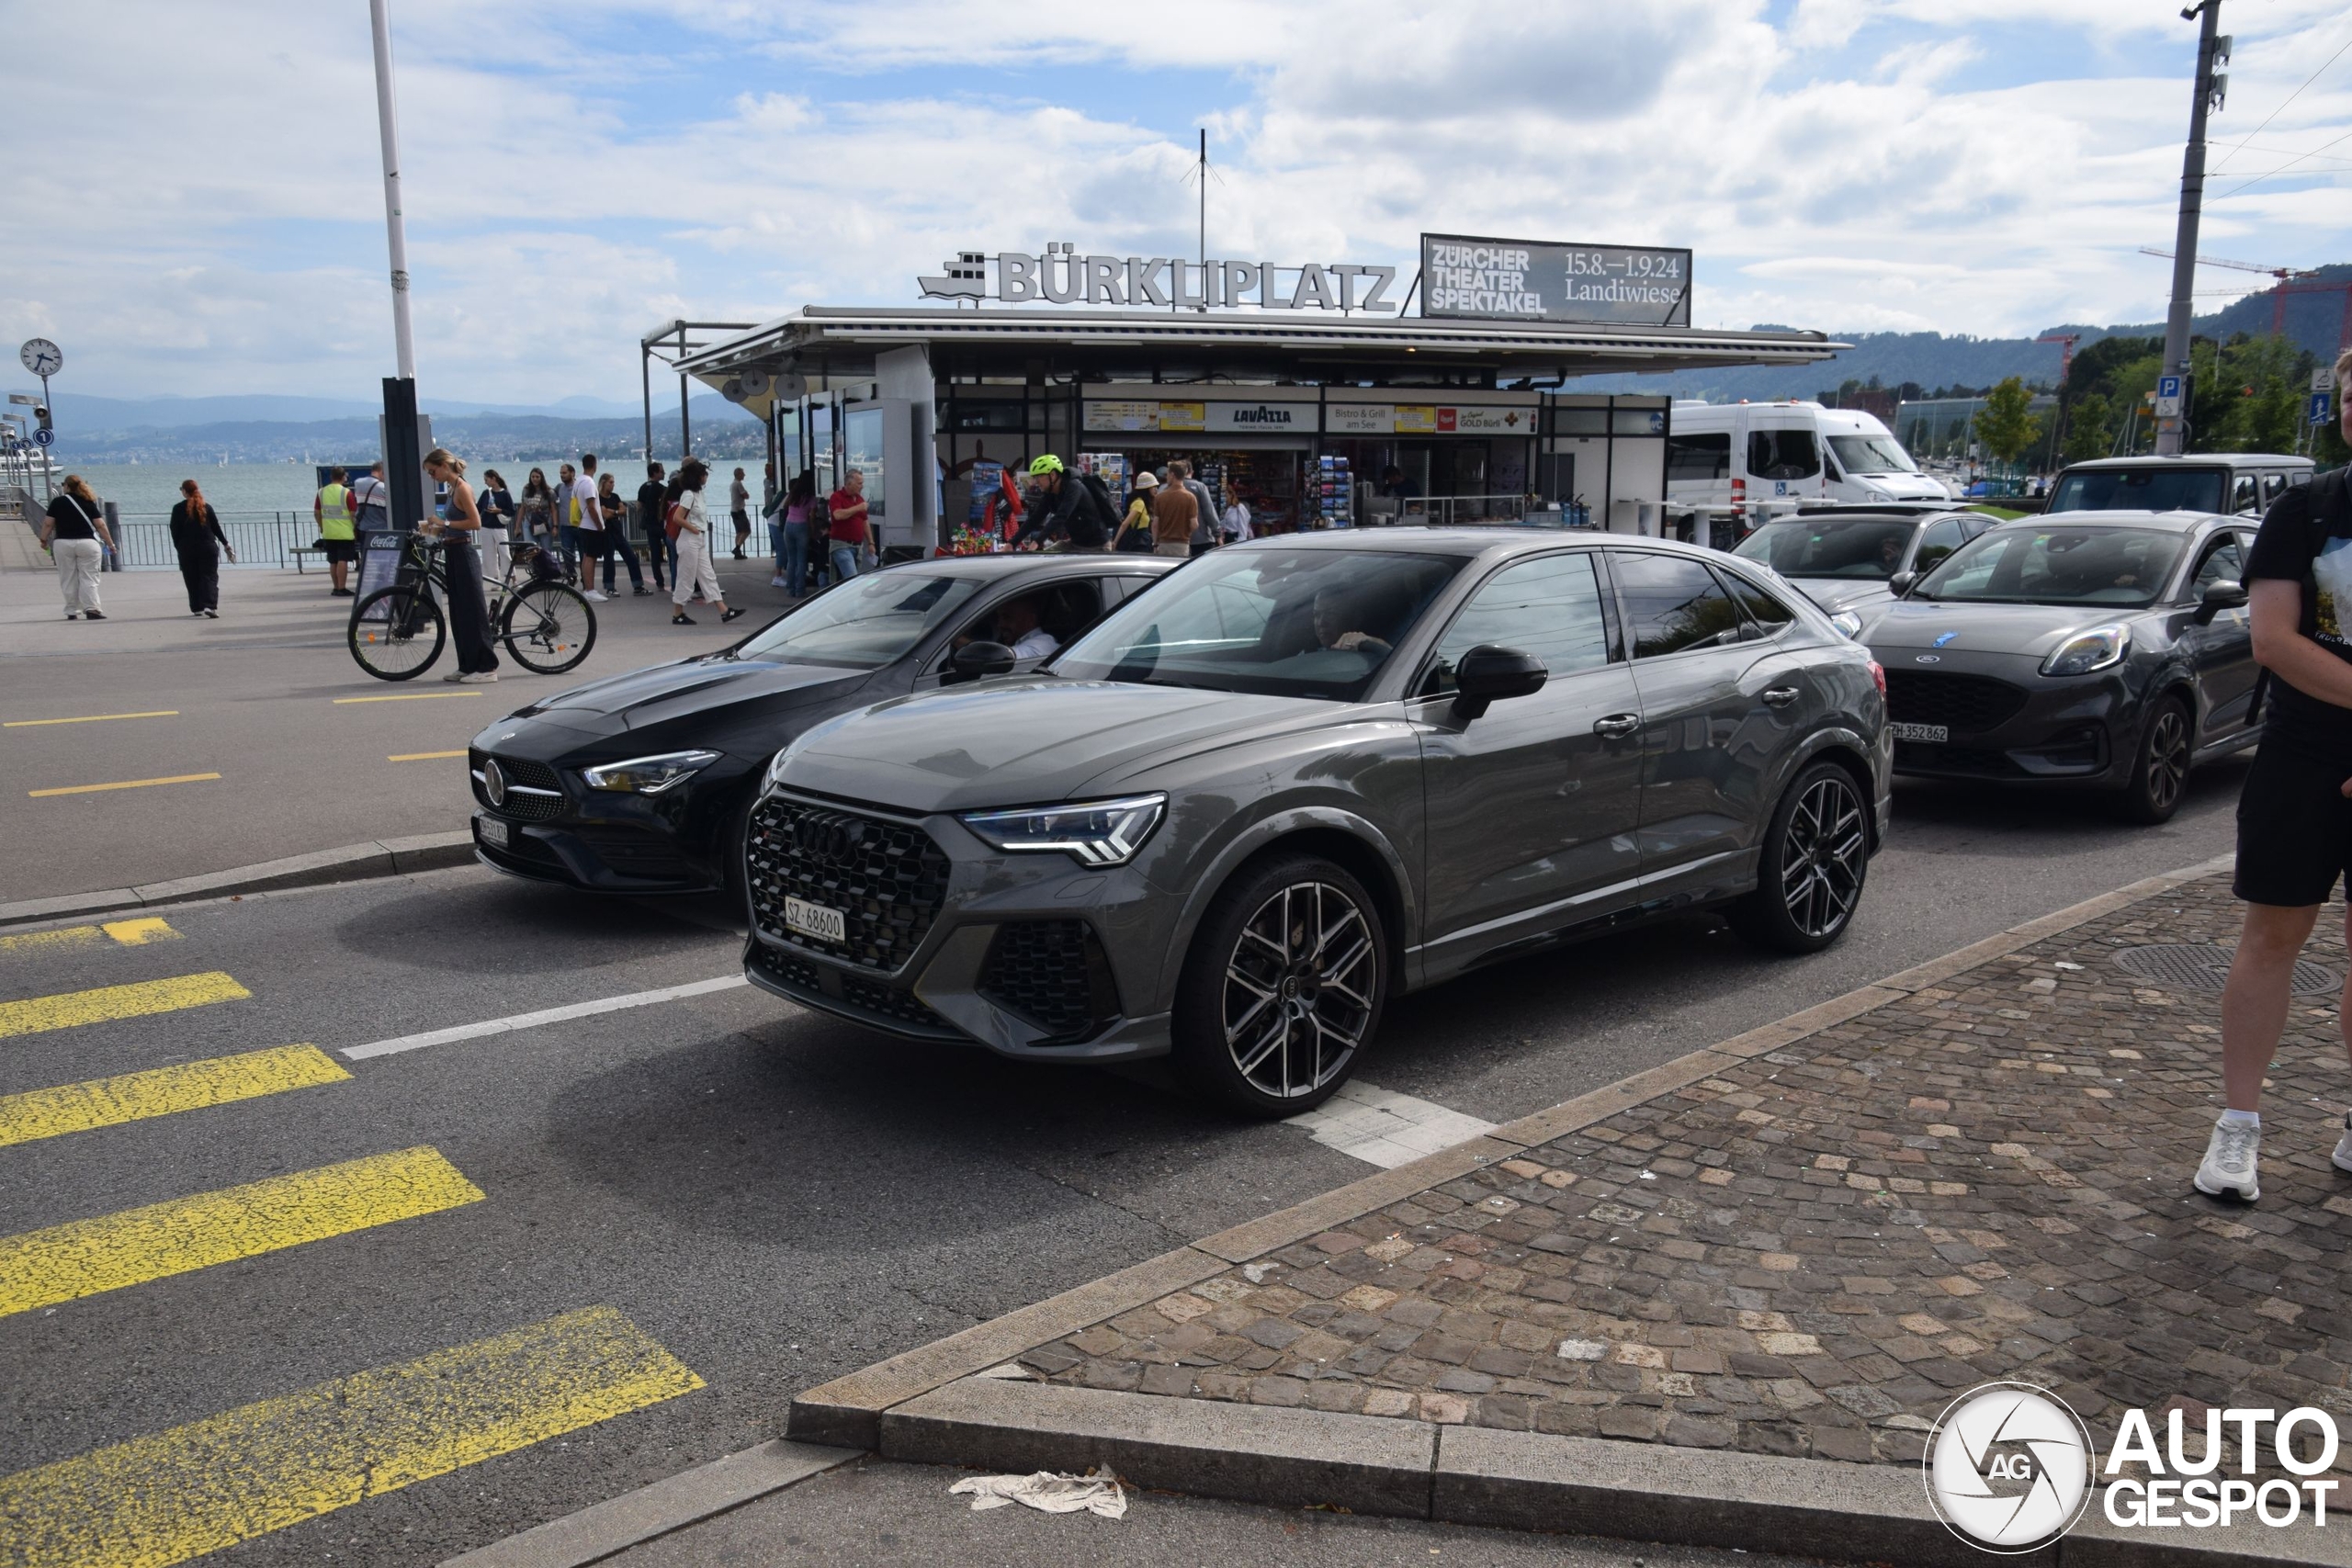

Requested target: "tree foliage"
[{"left": 1973, "top": 378, "right": 2043, "bottom": 468}]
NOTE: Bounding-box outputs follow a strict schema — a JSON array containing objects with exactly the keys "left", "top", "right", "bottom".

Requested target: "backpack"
[
  {"left": 664, "top": 499, "right": 686, "bottom": 541},
  {"left": 1071, "top": 472, "right": 1117, "bottom": 547}
]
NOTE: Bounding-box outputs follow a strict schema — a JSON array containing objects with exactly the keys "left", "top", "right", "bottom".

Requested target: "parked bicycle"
[{"left": 348, "top": 535, "right": 595, "bottom": 681}]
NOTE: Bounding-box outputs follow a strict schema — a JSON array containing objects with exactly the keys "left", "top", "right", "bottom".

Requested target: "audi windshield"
[
  {"left": 1051, "top": 549, "right": 1466, "bottom": 701},
  {"left": 1914, "top": 525, "right": 2188, "bottom": 608},
  {"left": 730, "top": 574, "right": 981, "bottom": 668}
]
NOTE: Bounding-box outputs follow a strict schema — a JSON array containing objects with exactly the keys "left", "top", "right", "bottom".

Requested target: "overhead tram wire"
[
  {"left": 2213, "top": 124, "right": 2352, "bottom": 198},
  {"left": 2209, "top": 28, "right": 2352, "bottom": 174}
]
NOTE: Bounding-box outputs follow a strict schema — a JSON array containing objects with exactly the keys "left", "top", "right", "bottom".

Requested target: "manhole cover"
[{"left": 2112, "top": 943, "right": 2341, "bottom": 996}]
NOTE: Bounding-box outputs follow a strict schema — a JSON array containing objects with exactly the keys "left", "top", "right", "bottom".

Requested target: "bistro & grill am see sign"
[{"left": 922, "top": 243, "right": 1400, "bottom": 313}]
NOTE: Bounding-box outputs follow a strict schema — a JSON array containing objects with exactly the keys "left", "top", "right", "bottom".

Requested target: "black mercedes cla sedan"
[
  {"left": 466, "top": 554, "right": 1175, "bottom": 895},
  {"left": 1860, "top": 509, "right": 2260, "bottom": 824},
  {"left": 743, "top": 530, "right": 1891, "bottom": 1115}
]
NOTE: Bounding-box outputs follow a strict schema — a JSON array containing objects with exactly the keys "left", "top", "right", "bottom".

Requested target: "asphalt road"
[
  {"left": 0, "top": 746, "right": 2245, "bottom": 1565},
  {"left": 0, "top": 551, "right": 794, "bottom": 907}
]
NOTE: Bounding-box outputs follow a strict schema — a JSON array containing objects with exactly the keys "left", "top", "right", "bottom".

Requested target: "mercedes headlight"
[
  {"left": 1829, "top": 610, "right": 1864, "bottom": 641},
  {"left": 2041, "top": 626, "right": 2130, "bottom": 677},
  {"left": 580, "top": 750, "right": 721, "bottom": 795},
  {"left": 958, "top": 794, "right": 1166, "bottom": 866}
]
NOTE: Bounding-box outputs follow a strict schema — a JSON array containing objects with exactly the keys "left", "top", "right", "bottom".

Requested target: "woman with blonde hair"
[
  {"left": 40, "top": 474, "right": 116, "bottom": 620},
  {"left": 170, "top": 478, "right": 234, "bottom": 616},
  {"left": 419, "top": 447, "right": 499, "bottom": 682}
]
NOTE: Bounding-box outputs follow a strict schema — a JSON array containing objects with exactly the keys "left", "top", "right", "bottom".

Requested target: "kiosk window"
[
  {"left": 1667, "top": 432, "right": 1731, "bottom": 482},
  {"left": 1747, "top": 429, "right": 1821, "bottom": 481},
  {"left": 1613, "top": 552, "right": 1745, "bottom": 658},
  {"left": 1421, "top": 553, "right": 1611, "bottom": 697}
]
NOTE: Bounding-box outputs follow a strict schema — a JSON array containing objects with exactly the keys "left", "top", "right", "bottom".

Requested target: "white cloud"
[{"left": 4, "top": 0, "right": 2345, "bottom": 402}]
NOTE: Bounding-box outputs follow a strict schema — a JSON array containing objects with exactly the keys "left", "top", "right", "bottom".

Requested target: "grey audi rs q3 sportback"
[{"left": 742, "top": 530, "right": 1892, "bottom": 1115}]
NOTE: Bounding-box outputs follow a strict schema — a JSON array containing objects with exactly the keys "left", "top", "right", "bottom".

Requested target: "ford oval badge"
[{"left": 1915, "top": 654, "right": 1941, "bottom": 664}]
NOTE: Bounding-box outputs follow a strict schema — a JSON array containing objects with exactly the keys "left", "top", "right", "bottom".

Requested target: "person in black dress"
[
  {"left": 169, "top": 479, "right": 234, "bottom": 616},
  {"left": 420, "top": 447, "right": 500, "bottom": 682}
]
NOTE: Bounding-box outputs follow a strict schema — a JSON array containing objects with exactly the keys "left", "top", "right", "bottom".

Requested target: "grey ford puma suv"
[{"left": 742, "top": 530, "right": 1891, "bottom": 1116}]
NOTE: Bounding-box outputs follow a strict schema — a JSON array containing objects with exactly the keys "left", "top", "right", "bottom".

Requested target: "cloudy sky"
[{"left": 8, "top": 0, "right": 2346, "bottom": 403}]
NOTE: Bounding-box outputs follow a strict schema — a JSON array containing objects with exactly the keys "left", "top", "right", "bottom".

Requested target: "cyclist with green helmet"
[{"left": 1009, "top": 454, "right": 1116, "bottom": 552}]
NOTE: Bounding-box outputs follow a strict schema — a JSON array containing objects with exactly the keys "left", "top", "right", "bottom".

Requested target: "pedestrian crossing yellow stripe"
[
  {"left": 0, "top": 1305, "right": 703, "bottom": 1568},
  {"left": 0, "top": 919, "right": 180, "bottom": 958},
  {"left": 0, "top": 1145, "right": 482, "bottom": 1318},
  {"left": 0, "top": 973, "right": 249, "bottom": 1039},
  {"left": 388, "top": 750, "right": 468, "bottom": 761},
  {"left": 0, "top": 1045, "right": 350, "bottom": 1149}
]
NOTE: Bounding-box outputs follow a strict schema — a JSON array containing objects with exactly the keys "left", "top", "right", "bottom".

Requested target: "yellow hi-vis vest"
[{"left": 317, "top": 484, "right": 355, "bottom": 540}]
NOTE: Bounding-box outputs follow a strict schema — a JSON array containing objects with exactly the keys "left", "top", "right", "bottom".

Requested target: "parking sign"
[{"left": 2154, "top": 375, "right": 2184, "bottom": 418}]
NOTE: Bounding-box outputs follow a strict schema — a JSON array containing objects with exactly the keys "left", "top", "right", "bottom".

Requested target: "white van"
[{"left": 1666, "top": 402, "right": 1949, "bottom": 530}]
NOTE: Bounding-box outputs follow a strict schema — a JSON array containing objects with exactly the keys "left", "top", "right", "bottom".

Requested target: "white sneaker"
[
  {"left": 583, "top": 589, "right": 609, "bottom": 602},
  {"left": 2194, "top": 1117, "right": 2261, "bottom": 1201},
  {"left": 771, "top": 574, "right": 787, "bottom": 588},
  {"left": 2332, "top": 1113, "right": 2352, "bottom": 1175},
  {"left": 458, "top": 670, "right": 499, "bottom": 683},
  {"left": 441, "top": 668, "right": 468, "bottom": 682}
]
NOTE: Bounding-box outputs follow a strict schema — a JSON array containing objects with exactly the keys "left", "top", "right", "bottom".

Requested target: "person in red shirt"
[{"left": 827, "top": 469, "right": 871, "bottom": 581}]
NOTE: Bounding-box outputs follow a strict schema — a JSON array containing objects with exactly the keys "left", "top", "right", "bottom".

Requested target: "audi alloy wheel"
[
  {"left": 1732, "top": 761, "right": 1870, "bottom": 953},
  {"left": 1174, "top": 854, "right": 1387, "bottom": 1116}
]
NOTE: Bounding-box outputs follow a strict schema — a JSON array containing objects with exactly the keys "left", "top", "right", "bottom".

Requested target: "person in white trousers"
[
  {"left": 667, "top": 459, "right": 744, "bottom": 627},
  {"left": 41, "top": 474, "right": 116, "bottom": 620}
]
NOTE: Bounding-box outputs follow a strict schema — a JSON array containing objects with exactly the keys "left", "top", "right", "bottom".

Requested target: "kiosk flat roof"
[{"left": 674, "top": 306, "right": 1849, "bottom": 386}]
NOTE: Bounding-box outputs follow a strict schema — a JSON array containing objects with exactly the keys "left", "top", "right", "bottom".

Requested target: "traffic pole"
[
  {"left": 368, "top": 0, "right": 425, "bottom": 531},
  {"left": 2157, "top": 4, "right": 2227, "bottom": 456}
]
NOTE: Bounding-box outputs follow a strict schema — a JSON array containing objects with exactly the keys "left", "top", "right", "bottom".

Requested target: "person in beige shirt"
[{"left": 1150, "top": 477, "right": 1198, "bottom": 558}]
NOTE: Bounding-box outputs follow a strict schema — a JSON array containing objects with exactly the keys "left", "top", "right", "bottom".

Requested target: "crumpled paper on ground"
[{"left": 948, "top": 1467, "right": 1128, "bottom": 1518}]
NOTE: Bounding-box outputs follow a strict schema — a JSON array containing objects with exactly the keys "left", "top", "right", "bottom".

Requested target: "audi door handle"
[
  {"left": 1592, "top": 713, "right": 1642, "bottom": 739},
  {"left": 1762, "top": 686, "right": 1801, "bottom": 708}
]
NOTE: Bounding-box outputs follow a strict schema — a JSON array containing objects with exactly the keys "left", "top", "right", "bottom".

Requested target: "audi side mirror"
[
  {"left": 1888, "top": 570, "right": 1918, "bottom": 597},
  {"left": 947, "top": 640, "right": 1018, "bottom": 682},
  {"left": 1453, "top": 645, "right": 1548, "bottom": 721},
  {"left": 2193, "top": 578, "right": 2249, "bottom": 625}
]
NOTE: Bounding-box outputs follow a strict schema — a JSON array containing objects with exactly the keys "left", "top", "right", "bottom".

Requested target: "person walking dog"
[
  {"left": 170, "top": 478, "right": 234, "bottom": 616},
  {"left": 667, "top": 458, "right": 744, "bottom": 626},
  {"left": 41, "top": 474, "right": 116, "bottom": 621}
]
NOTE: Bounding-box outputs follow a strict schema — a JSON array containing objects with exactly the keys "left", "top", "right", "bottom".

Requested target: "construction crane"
[
  {"left": 2037, "top": 332, "right": 2082, "bottom": 385},
  {"left": 2137, "top": 248, "right": 2349, "bottom": 347}
]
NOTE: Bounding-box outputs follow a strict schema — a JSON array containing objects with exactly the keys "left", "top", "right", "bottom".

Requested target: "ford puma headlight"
[
  {"left": 581, "top": 750, "right": 720, "bottom": 795},
  {"left": 958, "top": 794, "right": 1166, "bottom": 866},
  {"left": 2041, "top": 626, "right": 2129, "bottom": 677}
]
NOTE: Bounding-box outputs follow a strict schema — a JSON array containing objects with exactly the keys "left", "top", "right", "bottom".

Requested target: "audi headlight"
[
  {"left": 580, "top": 750, "right": 721, "bottom": 795},
  {"left": 2041, "top": 626, "right": 2130, "bottom": 677},
  {"left": 958, "top": 794, "right": 1166, "bottom": 867},
  {"left": 1828, "top": 610, "right": 1864, "bottom": 641}
]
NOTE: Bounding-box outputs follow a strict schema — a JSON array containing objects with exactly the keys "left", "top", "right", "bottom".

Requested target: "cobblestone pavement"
[{"left": 1023, "top": 874, "right": 2352, "bottom": 1473}]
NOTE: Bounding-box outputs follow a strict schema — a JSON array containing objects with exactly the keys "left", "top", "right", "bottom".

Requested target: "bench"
[{"left": 288, "top": 546, "right": 330, "bottom": 574}]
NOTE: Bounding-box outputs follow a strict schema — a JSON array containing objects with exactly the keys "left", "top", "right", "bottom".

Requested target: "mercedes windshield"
[
  {"left": 2047, "top": 467, "right": 2226, "bottom": 515},
  {"left": 1826, "top": 434, "right": 1920, "bottom": 476},
  {"left": 731, "top": 573, "right": 982, "bottom": 668},
  {"left": 1735, "top": 518, "right": 1917, "bottom": 580}
]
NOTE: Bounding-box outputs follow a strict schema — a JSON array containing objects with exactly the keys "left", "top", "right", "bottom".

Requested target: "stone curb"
[
  {"left": 438, "top": 1439, "right": 861, "bottom": 1568},
  {"left": 787, "top": 852, "right": 2241, "bottom": 1485},
  {"left": 0, "top": 830, "right": 477, "bottom": 930},
  {"left": 880, "top": 1375, "right": 2352, "bottom": 1568}
]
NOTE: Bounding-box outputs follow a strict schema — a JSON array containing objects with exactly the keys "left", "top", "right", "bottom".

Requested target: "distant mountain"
[
  {"left": 44, "top": 395, "right": 763, "bottom": 465},
  {"left": 33, "top": 390, "right": 741, "bottom": 434},
  {"left": 1581, "top": 263, "right": 2351, "bottom": 402}
]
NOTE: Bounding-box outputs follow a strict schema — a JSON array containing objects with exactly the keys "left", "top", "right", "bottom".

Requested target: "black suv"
[{"left": 743, "top": 531, "right": 1891, "bottom": 1114}]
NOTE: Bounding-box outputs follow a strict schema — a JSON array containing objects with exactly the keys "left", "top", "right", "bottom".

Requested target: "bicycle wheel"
[
  {"left": 349, "top": 585, "right": 445, "bottom": 681},
  {"left": 500, "top": 581, "right": 596, "bottom": 675}
]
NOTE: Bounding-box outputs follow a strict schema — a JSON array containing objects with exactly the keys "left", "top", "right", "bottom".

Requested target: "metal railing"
[
  {"left": 1364, "top": 493, "right": 1534, "bottom": 526},
  {"left": 105, "top": 512, "right": 334, "bottom": 571}
]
